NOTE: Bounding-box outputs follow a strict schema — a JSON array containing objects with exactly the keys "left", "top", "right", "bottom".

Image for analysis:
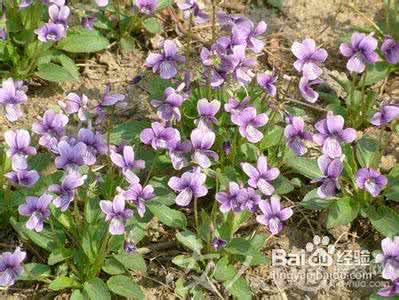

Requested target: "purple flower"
[
  {"left": 200, "top": 46, "right": 233, "bottom": 88},
  {"left": 312, "top": 155, "right": 343, "bottom": 198},
  {"left": 232, "top": 19, "right": 267, "bottom": 53},
  {"left": 59, "top": 92, "right": 89, "bottom": 121},
  {"left": 256, "top": 195, "right": 293, "bottom": 235},
  {"left": 100, "top": 195, "right": 133, "bottom": 235},
  {"left": 355, "top": 168, "right": 387, "bottom": 197},
  {"left": 216, "top": 182, "right": 244, "bottom": 213},
  {"left": 284, "top": 116, "right": 312, "bottom": 156},
  {"left": 144, "top": 40, "right": 185, "bottom": 79},
  {"left": 238, "top": 187, "right": 261, "bottom": 212},
  {"left": 100, "top": 84, "right": 126, "bottom": 107},
  {"left": 19, "top": 0, "right": 33, "bottom": 8},
  {"left": 211, "top": 238, "right": 226, "bottom": 251},
  {"left": 95, "top": 0, "right": 109, "bottom": 7},
  {"left": 177, "top": 0, "right": 208, "bottom": 24},
  {"left": 375, "top": 237, "right": 399, "bottom": 281},
  {"left": 195, "top": 99, "right": 221, "bottom": 129},
  {"left": 299, "top": 76, "right": 321, "bottom": 103},
  {"left": 119, "top": 183, "right": 155, "bottom": 217},
  {"left": 168, "top": 170, "right": 208, "bottom": 206},
  {"left": 339, "top": 32, "right": 378, "bottom": 73},
  {"left": 0, "top": 29, "right": 6, "bottom": 40},
  {"left": 43, "top": 0, "right": 66, "bottom": 6},
  {"left": 140, "top": 122, "right": 180, "bottom": 150},
  {"left": 191, "top": 128, "right": 219, "bottom": 168},
  {"left": 78, "top": 128, "right": 107, "bottom": 164},
  {"left": 5, "top": 156, "right": 39, "bottom": 187},
  {"left": 55, "top": 140, "right": 91, "bottom": 170},
  {"left": 223, "top": 141, "right": 231, "bottom": 155},
  {"left": 257, "top": 70, "right": 277, "bottom": 97},
  {"left": 313, "top": 112, "right": 357, "bottom": 158},
  {"left": 4, "top": 129, "right": 36, "bottom": 157},
  {"left": 224, "top": 96, "right": 250, "bottom": 114},
  {"left": 0, "top": 247, "right": 26, "bottom": 287},
  {"left": 0, "top": 78, "right": 28, "bottom": 122},
  {"left": 110, "top": 145, "right": 145, "bottom": 182},
  {"left": 230, "top": 45, "right": 256, "bottom": 85},
  {"left": 371, "top": 104, "right": 399, "bottom": 126},
  {"left": 18, "top": 194, "right": 52, "bottom": 232},
  {"left": 291, "top": 39, "right": 327, "bottom": 80},
  {"left": 134, "top": 0, "right": 158, "bottom": 15},
  {"left": 150, "top": 87, "right": 185, "bottom": 121},
  {"left": 35, "top": 23, "right": 66, "bottom": 42},
  {"left": 231, "top": 107, "right": 268, "bottom": 143},
  {"left": 381, "top": 37, "right": 399, "bottom": 65},
  {"left": 32, "top": 109, "right": 68, "bottom": 150},
  {"left": 377, "top": 279, "right": 399, "bottom": 297},
  {"left": 81, "top": 15, "right": 96, "bottom": 30},
  {"left": 124, "top": 241, "right": 137, "bottom": 254},
  {"left": 241, "top": 155, "right": 280, "bottom": 196},
  {"left": 48, "top": 4, "right": 70, "bottom": 27},
  {"left": 168, "top": 140, "right": 192, "bottom": 170},
  {"left": 48, "top": 171, "right": 86, "bottom": 211}
]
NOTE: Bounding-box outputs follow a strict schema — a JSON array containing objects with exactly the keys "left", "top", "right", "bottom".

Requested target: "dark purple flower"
[
  {"left": 284, "top": 116, "right": 312, "bottom": 156},
  {"left": 312, "top": 155, "right": 343, "bottom": 198},
  {"left": 299, "top": 76, "right": 321, "bottom": 103},
  {"left": 241, "top": 155, "right": 280, "bottom": 196},
  {"left": 119, "top": 183, "right": 155, "bottom": 217},
  {"left": 81, "top": 15, "right": 96, "bottom": 30},
  {"left": 224, "top": 96, "right": 250, "bottom": 114},
  {"left": 313, "top": 112, "right": 357, "bottom": 158},
  {"left": 59, "top": 92, "right": 89, "bottom": 121},
  {"left": 144, "top": 40, "right": 185, "bottom": 79},
  {"left": 150, "top": 87, "right": 185, "bottom": 121},
  {"left": 381, "top": 37, "right": 399, "bottom": 64},
  {"left": 124, "top": 241, "right": 137, "bottom": 254},
  {"left": 231, "top": 107, "right": 268, "bottom": 143},
  {"left": 377, "top": 279, "right": 399, "bottom": 297},
  {"left": 238, "top": 187, "right": 261, "bottom": 212},
  {"left": 339, "top": 32, "right": 378, "bottom": 73},
  {"left": 48, "top": 4, "right": 70, "bottom": 27},
  {"left": 291, "top": 39, "right": 327, "bottom": 80},
  {"left": 110, "top": 145, "right": 145, "bottom": 182},
  {"left": 18, "top": 194, "right": 52, "bottom": 232},
  {"left": 191, "top": 128, "right": 219, "bottom": 168},
  {"left": 48, "top": 171, "right": 86, "bottom": 211},
  {"left": 223, "top": 141, "right": 231, "bottom": 155},
  {"left": 0, "top": 247, "right": 26, "bottom": 287},
  {"left": 375, "top": 237, "right": 399, "bottom": 281},
  {"left": 257, "top": 70, "right": 277, "bottom": 96},
  {"left": 195, "top": 99, "right": 221, "bottom": 129},
  {"left": 35, "top": 23, "right": 66, "bottom": 42},
  {"left": 134, "top": 0, "right": 158, "bottom": 15},
  {"left": 5, "top": 156, "right": 39, "bottom": 187},
  {"left": 211, "top": 238, "right": 226, "bottom": 251},
  {"left": 177, "top": 0, "right": 208, "bottom": 24},
  {"left": 78, "top": 128, "right": 107, "bottom": 164},
  {"left": 140, "top": 122, "right": 180, "bottom": 150},
  {"left": 4, "top": 129, "right": 36, "bottom": 157},
  {"left": 355, "top": 168, "right": 387, "bottom": 197},
  {"left": 168, "top": 170, "right": 208, "bottom": 206},
  {"left": 0, "top": 78, "right": 28, "bottom": 122},
  {"left": 168, "top": 139, "right": 192, "bottom": 170},
  {"left": 55, "top": 140, "right": 91, "bottom": 169},
  {"left": 371, "top": 104, "right": 399, "bottom": 126},
  {"left": 100, "top": 195, "right": 133, "bottom": 235},
  {"left": 230, "top": 45, "right": 256, "bottom": 85},
  {"left": 256, "top": 195, "right": 293, "bottom": 235},
  {"left": 216, "top": 182, "right": 244, "bottom": 213}
]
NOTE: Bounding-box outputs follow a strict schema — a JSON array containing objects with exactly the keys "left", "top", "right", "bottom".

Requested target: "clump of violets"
[
  {"left": 0, "top": 247, "right": 26, "bottom": 287},
  {"left": 18, "top": 194, "right": 53, "bottom": 232},
  {"left": 355, "top": 168, "right": 387, "bottom": 197},
  {"left": 100, "top": 196, "right": 133, "bottom": 235},
  {"left": 312, "top": 155, "right": 343, "bottom": 198},
  {"left": 0, "top": 78, "right": 28, "bottom": 122}
]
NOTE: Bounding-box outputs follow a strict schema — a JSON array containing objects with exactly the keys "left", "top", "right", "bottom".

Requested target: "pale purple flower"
[
  {"left": 4, "top": 129, "right": 36, "bottom": 157},
  {"left": 256, "top": 195, "right": 293, "bottom": 235},
  {"left": 0, "top": 247, "right": 26, "bottom": 287},
  {"left": 81, "top": 15, "right": 96, "bottom": 30},
  {"left": 230, "top": 45, "right": 256, "bottom": 85},
  {"left": 168, "top": 170, "right": 208, "bottom": 206},
  {"left": 200, "top": 46, "right": 234, "bottom": 88},
  {"left": 5, "top": 156, "right": 39, "bottom": 187},
  {"left": 177, "top": 0, "right": 208, "bottom": 24},
  {"left": 168, "top": 140, "right": 192, "bottom": 170},
  {"left": 78, "top": 128, "right": 107, "bottom": 164},
  {"left": 241, "top": 155, "right": 280, "bottom": 196},
  {"left": 375, "top": 237, "right": 399, "bottom": 281},
  {"left": 119, "top": 183, "right": 155, "bottom": 217},
  {"left": 313, "top": 112, "right": 357, "bottom": 158},
  {"left": 95, "top": 0, "right": 109, "bottom": 7},
  {"left": 144, "top": 40, "right": 185, "bottom": 79},
  {"left": 0, "top": 29, "right": 6, "bottom": 40},
  {"left": 284, "top": 116, "right": 312, "bottom": 156},
  {"left": 43, "top": 0, "right": 66, "bottom": 6},
  {"left": 48, "top": 4, "right": 70, "bottom": 27},
  {"left": 291, "top": 39, "right": 327, "bottom": 80},
  {"left": 299, "top": 76, "right": 321, "bottom": 103},
  {"left": 150, "top": 87, "right": 185, "bottom": 121},
  {"left": 19, "top": 0, "right": 33, "bottom": 8},
  {"left": 355, "top": 168, "right": 387, "bottom": 197},
  {"left": 216, "top": 11, "right": 248, "bottom": 30},
  {"left": 140, "top": 122, "right": 180, "bottom": 150},
  {"left": 190, "top": 128, "right": 219, "bottom": 168},
  {"left": 232, "top": 19, "right": 267, "bottom": 53},
  {"left": 224, "top": 96, "right": 250, "bottom": 114},
  {"left": 216, "top": 182, "right": 244, "bottom": 213},
  {"left": 134, "top": 0, "right": 158, "bottom": 15},
  {"left": 195, "top": 99, "right": 221, "bottom": 129},
  {"left": 231, "top": 107, "right": 268, "bottom": 143},
  {"left": 110, "top": 145, "right": 145, "bottom": 183},
  {"left": 312, "top": 155, "right": 343, "bottom": 198},
  {"left": 48, "top": 171, "right": 86, "bottom": 211},
  {"left": 378, "top": 279, "right": 399, "bottom": 297},
  {"left": 59, "top": 92, "right": 89, "bottom": 121},
  {"left": 18, "top": 194, "right": 52, "bottom": 232},
  {"left": 381, "top": 37, "right": 399, "bottom": 65},
  {"left": 100, "top": 84, "right": 126, "bottom": 107},
  {"left": 211, "top": 238, "right": 226, "bottom": 251},
  {"left": 238, "top": 187, "right": 261, "bottom": 212},
  {"left": 100, "top": 195, "right": 133, "bottom": 235},
  {"left": 55, "top": 140, "right": 91, "bottom": 169},
  {"left": 0, "top": 78, "right": 28, "bottom": 122},
  {"left": 257, "top": 70, "right": 277, "bottom": 96},
  {"left": 370, "top": 105, "right": 399, "bottom": 126},
  {"left": 339, "top": 32, "right": 379, "bottom": 73},
  {"left": 35, "top": 23, "right": 66, "bottom": 42}
]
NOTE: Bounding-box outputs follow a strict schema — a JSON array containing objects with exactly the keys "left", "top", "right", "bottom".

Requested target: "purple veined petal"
[
  {"left": 317, "top": 179, "right": 337, "bottom": 198},
  {"left": 384, "top": 105, "right": 399, "bottom": 122},
  {"left": 358, "top": 33, "right": 378, "bottom": 52},
  {"left": 257, "top": 178, "right": 275, "bottom": 196},
  {"left": 12, "top": 155, "right": 28, "bottom": 171},
  {"left": 339, "top": 42, "right": 354, "bottom": 57},
  {"left": 258, "top": 199, "right": 272, "bottom": 215},
  {"left": 326, "top": 114, "right": 344, "bottom": 133},
  {"left": 377, "top": 281, "right": 399, "bottom": 297},
  {"left": 241, "top": 162, "right": 259, "bottom": 179},
  {"left": 268, "top": 218, "right": 282, "bottom": 235},
  {"left": 270, "top": 195, "right": 281, "bottom": 213},
  {"left": 176, "top": 188, "right": 193, "bottom": 206},
  {"left": 347, "top": 54, "right": 366, "bottom": 73},
  {"left": 168, "top": 176, "right": 183, "bottom": 192},
  {"left": 243, "top": 125, "right": 263, "bottom": 143},
  {"left": 364, "top": 179, "right": 381, "bottom": 197},
  {"left": 5, "top": 104, "right": 23, "bottom": 122},
  {"left": 381, "top": 237, "right": 399, "bottom": 257},
  {"left": 265, "top": 167, "right": 280, "bottom": 181},
  {"left": 253, "top": 113, "right": 268, "bottom": 127},
  {"left": 317, "top": 155, "right": 331, "bottom": 175},
  {"left": 95, "top": 0, "right": 109, "bottom": 7},
  {"left": 302, "top": 62, "right": 322, "bottom": 81},
  {"left": 279, "top": 207, "right": 293, "bottom": 221},
  {"left": 193, "top": 185, "right": 208, "bottom": 198},
  {"left": 322, "top": 137, "right": 342, "bottom": 158},
  {"left": 288, "top": 139, "right": 306, "bottom": 156},
  {"left": 112, "top": 195, "right": 126, "bottom": 214},
  {"left": 159, "top": 61, "right": 177, "bottom": 79},
  {"left": 145, "top": 53, "right": 163, "bottom": 68},
  {"left": 140, "top": 128, "right": 155, "bottom": 145},
  {"left": 256, "top": 156, "right": 268, "bottom": 175},
  {"left": 312, "top": 133, "right": 326, "bottom": 146},
  {"left": 26, "top": 213, "right": 42, "bottom": 232},
  {"left": 327, "top": 159, "right": 343, "bottom": 178},
  {"left": 340, "top": 128, "right": 357, "bottom": 143},
  {"left": 193, "top": 151, "right": 211, "bottom": 168},
  {"left": 100, "top": 200, "right": 114, "bottom": 216},
  {"left": 370, "top": 112, "right": 383, "bottom": 126},
  {"left": 355, "top": 168, "right": 369, "bottom": 188},
  {"left": 256, "top": 214, "right": 268, "bottom": 226},
  {"left": 291, "top": 41, "right": 308, "bottom": 60},
  {"left": 18, "top": 203, "right": 35, "bottom": 216},
  {"left": 375, "top": 174, "right": 388, "bottom": 187},
  {"left": 122, "top": 146, "right": 135, "bottom": 166},
  {"left": 109, "top": 217, "right": 125, "bottom": 235},
  {"left": 163, "top": 40, "right": 178, "bottom": 58}
]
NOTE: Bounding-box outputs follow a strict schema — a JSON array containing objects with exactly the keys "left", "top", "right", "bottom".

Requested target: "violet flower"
[
  {"left": 375, "top": 237, "right": 399, "bottom": 281},
  {"left": 95, "top": 0, "right": 109, "bottom": 7},
  {"left": 241, "top": 155, "right": 280, "bottom": 196},
  {"left": 48, "top": 171, "right": 86, "bottom": 211},
  {"left": 355, "top": 168, "right": 387, "bottom": 197},
  {"left": 233, "top": 19, "right": 267, "bottom": 53},
  {"left": 4, "top": 129, "right": 36, "bottom": 157},
  {"left": 18, "top": 194, "right": 52, "bottom": 232},
  {"left": 256, "top": 195, "right": 293, "bottom": 235},
  {"left": 124, "top": 241, "right": 137, "bottom": 254},
  {"left": 0, "top": 78, "right": 28, "bottom": 122},
  {"left": 378, "top": 279, "right": 399, "bottom": 297},
  {"left": 284, "top": 116, "right": 312, "bottom": 156},
  {"left": 313, "top": 112, "right": 357, "bottom": 158},
  {"left": 140, "top": 122, "right": 180, "bottom": 150},
  {"left": 48, "top": 4, "right": 70, "bottom": 27},
  {"left": 168, "top": 170, "right": 208, "bottom": 206},
  {"left": 0, "top": 29, "right": 6, "bottom": 40},
  {"left": 81, "top": 16, "right": 96, "bottom": 30},
  {"left": 0, "top": 247, "right": 26, "bottom": 287},
  {"left": 230, "top": 45, "right": 256, "bottom": 85},
  {"left": 223, "top": 141, "right": 231, "bottom": 155},
  {"left": 145, "top": 40, "right": 185, "bottom": 79},
  {"left": 211, "top": 238, "right": 226, "bottom": 251},
  {"left": 19, "top": 0, "right": 33, "bottom": 8},
  {"left": 35, "top": 23, "right": 66, "bottom": 42},
  {"left": 110, "top": 145, "right": 145, "bottom": 182},
  {"left": 100, "top": 195, "right": 133, "bottom": 235},
  {"left": 78, "top": 128, "right": 107, "bottom": 164},
  {"left": 339, "top": 32, "right": 378, "bottom": 73},
  {"left": 231, "top": 107, "right": 268, "bottom": 143},
  {"left": 96, "top": 84, "right": 126, "bottom": 124},
  {"left": 5, "top": 156, "right": 39, "bottom": 187},
  {"left": 370, "top": 104, "right": 399, "bottom": 126},
  {"left": 257, "top": 70, "right": 277, "bottom": 97},
  {"left": 312, "top": 155, "right": 343, "bottom": 198},
  {"left": 238, "top": 187, "right": 262, "bottom": 212},
  {"left": 215, "top": 182, "right": 244, "bottom": 213},
  {"left": 59, "top": 92, "right": 89, "bottom": 121},
  {"left": 55, "top": 140, "right": 91, "bottom": 170},
  {"left": 200, "top": 46, "right": 232, "bottom": 88},
  {"left": 299, "top": 76, "right": 322, "bottom": 103},
  {"left": 191, "top": 128, "right": 219, "bottom": 168},
  {"left": 119, "top": 183, "right": 155, "bottom": 217},
  {"left": 168, "top": 139, "right": 192, "bottom": 170},
  {"left": 224, "top": 96, "right": 250, "bottom": 114},
  {"left": 134, "top": 0, "right": 158, "bottom": 15},
  {"left": 381, "top": 37, "right": 399, "bottom": 65},
  {"left": 177, "top": 0, "right": 208, "bottom": 24},
  {"left": 150, "top": 87, "right": 185, "bottom": 122},
  {"left": 291, "top": 39, "right": 327, "bottom": 80},
  {"left": 195, "top": 99, "right": 221, "bottom": 129}
]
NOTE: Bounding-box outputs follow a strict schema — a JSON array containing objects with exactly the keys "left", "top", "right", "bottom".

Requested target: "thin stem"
[
  {"left": 194, "top": 197, "right": 199, "bottom": 234},
  {"left": 185, "top": 14, "right": 193, "bottom": 70},
  {"left": 359, "top": 69, "right": 368, "bottom": 127},
  {"left": 144, "top": 152, "right": 158, "bottom": 185},
  {"left": 211, "top": 0, "right": 216, "bottom": 42}
]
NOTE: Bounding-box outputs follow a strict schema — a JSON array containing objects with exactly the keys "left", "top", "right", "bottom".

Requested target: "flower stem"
[
  {"left": 194, "top": 197, "right": 199, "bottom": 234},
  {"left": 359, "top": 68, "right": 368, "bottom": 127}
]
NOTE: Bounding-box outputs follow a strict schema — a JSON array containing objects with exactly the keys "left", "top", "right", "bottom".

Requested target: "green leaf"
[
  {"left": 175, "top": 278, "right": 188, "bottom": 298},
  {"left": 48, "top": 248, "right": 73, "bottom": 265},
  {"left": 385, "top": 177, "right": 399, "bottom": 202},
  {"left": 83, "top": 278, "right": 111, "bottom": 300},
  {"left": 36, "top": 63, "right": 77, "bottom": 82},
  {"left": 225, "top": 238, "right": 257, "bottom": 256},
  {"left": 102, "top": 258, "right": 126, "bottom": 275},
  {"left": 356, "top": 135, "right": 379, "bottom": 168},
  {"left": 274, "top": 175, "right": 294, "bottom": 194},
  {"left": 110, "top": 120, "right": 150, "bottom": 145},
  {"left": 367, "top": 206, "right": 399, "bottom": 237},
  {"left": 157, "top": 0, "right": 173, "bottom": 10},
  {"left": 70, "top": 289, "right": 88, "bottom": 300},
  {"left": 172, "top": 255, "right": 200, "bottom": 271},
  {"left": 260, "top": 126, "right": 284, "bottom": 150},
  {"left": 213, "top": 257, "right": 236, "bottom": 281},
  {"left": 326, "top": 197, "right": 359, "bottom": 228},
  {"left": 301, "top": 189, "right": 334, "bottom": 210},
  {"left": 107, "top": 275, "right": 144, "bottom": 299},
  {"left": 114, "top": 253, "right": 147, "bottom": 273},
  {"left": 224, "top": 277, "right": 252, "bottom": 300},
  {"left": 143, "top": 17, "right": 161, "bottom": 34},
  {"left": 284, "top": 150, "right": 321, "bottom": 179},
  {"left": 57, "top": 29, "right": 109, "bottom": 53},
  {"left": 148, "top": 176, "right": 176, "bottom": 206},
  {"left": 176, "top": 230, "right": 203, "bottom": 253},
  {"left": 240, "top": 143, "right": 258, "bottom": 161},
  {"left": 147, "top": 201, "right": 187, "bottom": 229},
  {"left": 49, "top": 276, "right": 80, "bottom": 291},
  {"left": 365, "top": 62, "right": 390, "bottom": 86},
  {"left": 19, "top": 263, "right": 51, "bottom": 281}
]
